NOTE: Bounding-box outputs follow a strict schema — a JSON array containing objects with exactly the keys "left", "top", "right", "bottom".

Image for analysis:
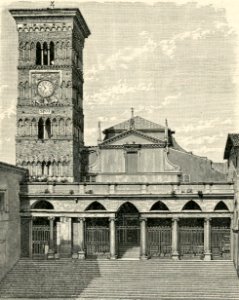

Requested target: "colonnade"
[{"left": 26, "top": 215, "right": 232, "bottom": 261}]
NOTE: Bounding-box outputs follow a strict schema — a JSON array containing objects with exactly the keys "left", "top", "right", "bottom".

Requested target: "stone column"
[
  {"left": 172, "top": 217, "right": 179, "bottom": 260},
  {"left": 204, "top": 217, "right": 212, "bottom": 261},
  {"left": 59, "top": 217, "right": 72, "bottom": 258},
  {"left": 47, "top": 217, "right": 55, "bottom": 259},
  {"left": 47, "top": 45, "right": 50, "bottom": 66},
  {"left": 41, "top": 47, "right": 44, "bottom": 65},
  {"left": 230, "top": 217, "right": 234, "bottom": 260},
  {"left": 140, "top": 218, "right": 147, "bottom": 260},
  {"left": 72, "top": 218, "right": 85, "bottom": 259},
  {"left": 29, "top": 217, "right": 33, "bottom": 259},
  {"left": 109, "top": 218, "right": 116, "bottom": 259}
]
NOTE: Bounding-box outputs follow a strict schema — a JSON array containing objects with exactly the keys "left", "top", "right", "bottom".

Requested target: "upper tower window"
[
  {"left": 36, "top": 42, "right": 41, "bottom": 65},
  {"left": 50, "top": 41, "right": 54, "bottom": 65},
  {"left": 35, "top": 42, "right": 55, "bottom": 66},
  {"left": 43, "top": 42, "right": 48, "bottom": 65}
]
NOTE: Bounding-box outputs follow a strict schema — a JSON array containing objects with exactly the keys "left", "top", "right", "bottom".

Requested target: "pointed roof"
[
  {"left": 100, "top": 129, "right": 166, "bottom": 146},
  {"left": 103, "top": 116, "right": 165, "bottom": 133}
]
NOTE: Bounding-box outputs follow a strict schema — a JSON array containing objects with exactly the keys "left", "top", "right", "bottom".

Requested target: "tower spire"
[
  {"left": 165, "top": 118, "right": 169, "bottom": 151},
  {"left": 97, "top": 121, "right": 102, "bottom": 144},
  {"left": 130, "top": 107, "right": 135, "bottom": 130}
]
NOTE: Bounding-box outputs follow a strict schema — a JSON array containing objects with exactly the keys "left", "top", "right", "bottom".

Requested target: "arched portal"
[
  {"left": 30, "top": 216, "right": 59, "bottom": 258},
  {"left": 116, "top": 202, "right": 140, "bottom": 258},
  {"left": 211, "top": 218, "right": 231, "bottom": 260},
  {"left": 179, "top": 218, "right": 204, "bottom": 260}
]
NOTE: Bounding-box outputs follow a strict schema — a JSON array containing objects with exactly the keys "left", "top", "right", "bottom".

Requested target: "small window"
[
  {"left": 38, "top": 118, "right": 44, "bottom": 139},
  {"left": 0, "top": 192, "right": 5, "bottom": 212},
  {"left": 36, "top": 42, "right": 41, "bottom": 65},
  {"left": 43, "top": 42, "right": 48, "bottom": 65},
  {"left": 50, "top": 41, "right": 54, "bottom": 65},
  {"left": 126, "top": 151, "right": 138, "bottom": 173}
]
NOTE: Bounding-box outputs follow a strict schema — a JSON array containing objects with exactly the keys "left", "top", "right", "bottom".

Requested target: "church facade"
[{"left": 9, "top": 8, "right": 238, "bottom": 266}]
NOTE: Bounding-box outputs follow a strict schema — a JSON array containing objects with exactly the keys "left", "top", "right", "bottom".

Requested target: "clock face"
[{"left": 37, "top": 80, "right": 54, "bottom": 98}]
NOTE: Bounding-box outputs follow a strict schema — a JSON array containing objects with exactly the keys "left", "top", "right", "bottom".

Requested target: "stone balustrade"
[{"left": 20, "top": 182, "right": 234, "bottom": 196}]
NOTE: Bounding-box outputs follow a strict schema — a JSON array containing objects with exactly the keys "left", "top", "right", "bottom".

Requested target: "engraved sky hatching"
[{"left": 0, "top": 0, "right": 238, "bottom": 163}]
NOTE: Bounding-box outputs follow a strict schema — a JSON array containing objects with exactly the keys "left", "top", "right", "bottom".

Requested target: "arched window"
[
  {"left": 182, "top": 200, "right": 202, "bottom": 211},
  {"left": 31, "top": 118, "right": 37, "bottom": 136},
  {"left": 59, "top": 118, "right": 65, "bottom": 135},
  {"left": 50, "top": 41, "right": 54, "bottom": 65},
  {"left": 45, "top": 118, "right": 51, "bottom": 139},
  {"left": 18, "top": 119, "right": 23, "bottom": 135},
  {"left": 32, "top": 200, "right": 54, "bottom": 209},
  {"left": 66, "top": 118, "right": 71, "bottom": 135},
  {"left": 41, "top": 161, "right": 46, "bottom": 175},
  {"left": 52, "top": 118, "right": 57, "bottom": 137},
  {"left": 46, "top": 161, "right": 52, "bottom": 176},
  {"left": 24, "top": 118, "right": 30, "bottom": 136},
  {"left": 36, "top": 42, "right": 41, "bottom": 65},
  {"left": 30, "top": 42, "right": 35, "bottom": 62},
  {"left": 214, "top": 201, "right": 229, "bottom": 211},
  {"left": 85, "top": 201, "right": 106, "bottom": 211},
  {"left": 43, "top": 42, "right": 48, "bottom": 65},
  {"left": 150, "top": 201, "right": 169, "bottom": 211},
  {"left": 38, "top": 118, "right": 44, "bottom": 139}
]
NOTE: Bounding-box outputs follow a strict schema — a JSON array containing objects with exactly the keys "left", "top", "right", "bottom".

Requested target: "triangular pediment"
[{"left": 100, "top": 130, "right": 165, "bottom": 146}]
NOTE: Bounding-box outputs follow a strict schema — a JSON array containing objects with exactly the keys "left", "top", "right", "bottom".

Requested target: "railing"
[{"left": 21, "top": 182, "right": 234, "bottom": 196}]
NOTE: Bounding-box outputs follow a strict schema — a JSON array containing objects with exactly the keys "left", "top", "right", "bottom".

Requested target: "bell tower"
[{"left": 10, "top": 8, "right": 90, "bottom": 182}]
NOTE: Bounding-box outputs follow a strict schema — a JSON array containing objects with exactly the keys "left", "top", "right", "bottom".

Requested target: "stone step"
[{"left": 0, "top": 259, "right": 238, "bottom": 299}]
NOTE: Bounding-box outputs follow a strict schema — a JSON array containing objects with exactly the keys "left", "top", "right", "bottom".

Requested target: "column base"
[
  {"left": 172, "top": 252, "right": 179, "bottom": 260},
  {"left": 54, "top": 253, "right": 60, "bottom": 259},
  {"left": 72, "top": 253, "right": 78, "bottom": 259},
  {"left": 204, "top": 252, "right": 212, "bottom": 261},
  {"left": 47, "top": 250, "right": 55, "bottom": 259},
  {"left": 110, "top": 255, "right": 117, "bottom": 260},
  {"left": 78, "top": 251, "right": 85, "bottom": 260},
  {"left": 140, "top": 255, "right": 148, "bottom": 260}
]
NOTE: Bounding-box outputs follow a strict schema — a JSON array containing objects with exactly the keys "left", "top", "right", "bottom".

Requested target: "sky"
[{"left": 0, "top": 0, "right": 239, "bottom": 164}]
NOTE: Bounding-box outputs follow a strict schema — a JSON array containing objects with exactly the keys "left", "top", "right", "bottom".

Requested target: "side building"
[
  {"left": 0, "top": 162, "right": 26, "bottom": 281},
  {"left": 224, "top": 134, "right": 239, "bottom": 275}
]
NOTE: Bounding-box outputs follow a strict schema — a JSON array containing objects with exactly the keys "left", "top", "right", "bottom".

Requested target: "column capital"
[
  {"left": 48, "top": 216, "right": 55, "bottom": 221},
  {"left": 109, "top": 217, "right": 116, "bottom": 222},
  {"left": 204, "top": 217, "right": 211, "bottom": 222},
  {"left": 77, "top": 217, "right": 85, "bottom": 222},
  {"left": 172, "top": 217, "right": 179, "bottom": 222},
  {"left": 60, "top": 216, "right": 70, "bottom": 222},
  {"left": 140, "top": 217, "right": 147, "bottom": 222}
]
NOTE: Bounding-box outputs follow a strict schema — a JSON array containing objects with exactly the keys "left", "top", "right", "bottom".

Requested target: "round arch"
[{"left": 31, "top": 200, "right": 54, "bottom": 210}]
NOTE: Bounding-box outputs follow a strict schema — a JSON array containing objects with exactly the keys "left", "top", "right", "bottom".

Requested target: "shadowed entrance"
[{"left": 117, "top": 202, "right": 140, "bottom": 258}]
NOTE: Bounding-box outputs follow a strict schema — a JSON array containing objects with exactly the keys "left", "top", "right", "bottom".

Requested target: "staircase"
[{"left": 0, "top": 259, "right": 239, "bottom": 299}]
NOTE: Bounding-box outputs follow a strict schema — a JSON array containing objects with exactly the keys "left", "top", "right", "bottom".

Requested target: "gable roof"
[
  {"left": 224, "top": 133, "right": 239, "bottom": 159},
  {"left": 103, "top": 116, "right": 166, "bottom": 133},
  {"left": 100, "top": 129, "right": 166, "bottom": 146}
]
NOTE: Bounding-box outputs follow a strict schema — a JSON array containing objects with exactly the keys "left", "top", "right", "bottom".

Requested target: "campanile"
[{"left": 10, "top": 8, "right": 90, "bottom": 182}]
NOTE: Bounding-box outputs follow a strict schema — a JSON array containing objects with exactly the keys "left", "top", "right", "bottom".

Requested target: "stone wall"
[{"left": 0, "top": 162, "right": 26, "bottom": 281}]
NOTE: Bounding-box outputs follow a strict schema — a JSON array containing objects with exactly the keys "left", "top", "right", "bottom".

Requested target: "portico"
[{"left": 22, "top": 208, "right": 232, "bottom": 261}]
